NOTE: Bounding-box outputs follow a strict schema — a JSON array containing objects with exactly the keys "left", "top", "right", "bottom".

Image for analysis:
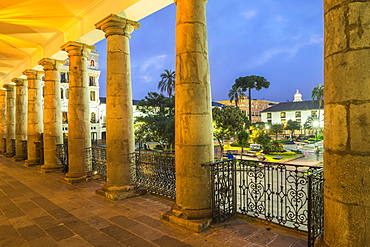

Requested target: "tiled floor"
[{"left": 0, "top": 155, "right": 308, "bottom": 246}]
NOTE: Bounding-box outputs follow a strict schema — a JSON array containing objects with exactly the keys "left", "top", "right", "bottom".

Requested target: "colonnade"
[{"left": 0, "top": 0, "right": 367, "bottom": 242}]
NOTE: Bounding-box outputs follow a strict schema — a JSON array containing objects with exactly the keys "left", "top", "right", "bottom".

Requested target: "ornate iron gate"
[
  {"left": 21, "top": 140, "right": 27, "bottom": 160},
  {"left": 308, "top": 168, "right": 324, "bottom": 246}
]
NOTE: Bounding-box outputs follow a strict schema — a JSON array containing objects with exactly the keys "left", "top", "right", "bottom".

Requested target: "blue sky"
[{"left": 95, "top": 0, "right": 323, "bottom": 103}]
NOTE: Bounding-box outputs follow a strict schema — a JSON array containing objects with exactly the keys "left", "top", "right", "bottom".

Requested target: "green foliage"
[
  {"left": 311, "top": 84, "right": 324, "bottom": 108},
  {"left": 285, "top": 120, "right": 301, "bottom": 139},
  {"left": 228, "top": 84, "right": 245, "bottom": 107},
  {"left": 233, "top": 75, "right": 270, "bottom": 121},
  {"left": 213, "top": 106, "right": 250, "bottom": 151},
  {"left": 158, "top": 69, "right": 175, "bottom": 97},
  {"left": 263, "top": 144, "right": 284, "bottom": 152},
  {"left": 317, "top": 134, "right": 324, "bottom": 140},
  {"left": 304, "top": 115, "right": 319, "bottom": 130},
  {"left": 135, "top": 92, "right": 174, "bottom": 150},
  {"left": 237, "top": 130, "right": 249, "bottom": 148},
  {"left": 250, "top": 129, "right": 271, "bottom": 149},
  {"left": 269, "top": 123, "right": 284, "bottom": 140},
  {"left": 268, "top": 151, "right": 296, "bottom": 156}
]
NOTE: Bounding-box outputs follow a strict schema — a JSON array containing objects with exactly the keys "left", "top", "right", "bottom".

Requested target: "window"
[
  {"left": 90, "top": 91, "right": 96, "bottom": 101},
  {"left": 267, "top": 113, "right": 272, "bottom": 118},
  {"left": 267, "top": 120, "right": 272, "bottom": 124},
  {"left": 65, "top": 89, "right": 69, "bottom": 99},
  {"left": 89, "top": 76, "right": 95, "bottom": 86},
  {"left": 295, "top": 111, "right": 301, "bottom": 118},
  {"left": 280, "top": 112, "right": 286, "bottom": 118},
  {"left": 62, "top": 112, "right": 68, "bottom": 124},
  {"left": 60, "top": 88, "right": 64, "bottom": 99},
  {"left": 91, "top": 112, "right": 96, "bottom": 123},
  {"left": 311, "top": 111, "right": 318, "bottom": 118},
  {"left": 281, "top": 119, "right": 286, "bottom": 124},
  {"left": 61, "top": 72, "right": 67, "bottom": 83}
]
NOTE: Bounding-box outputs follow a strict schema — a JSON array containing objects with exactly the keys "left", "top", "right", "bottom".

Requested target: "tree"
[
  {"left": 158, "top": 69, "right": 175, "bottom": 97},
  {"left": 228, "top": 84, "right": 245, "bottom": 107},
  {"left": 285, "top": 120, "right": 301, "bottom": 140},
  {"left": 212, "top": 106, "right": 249, "bottom": 153},
  {"left": 270, "top": 123, "right": 284, "bottom": 141},
  {"left": 303, "top": 115, "right": 319, "bottom": 130},
  {"left": 236, "top": 130, "right": 249, "bottom": 158},
  {"left": 311, "top": 84, "right": 324, "bottom": 124},
  {"left": 234, "top": 75, "right": 270, "bottom": 122},
  {"left": 250, "top": 129, "right": 271, "bottom": 150},
  {"left": 135, "top": 92, "right": 175, "bottom": 150}
]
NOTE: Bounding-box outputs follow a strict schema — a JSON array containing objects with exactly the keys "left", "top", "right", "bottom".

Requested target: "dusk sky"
[{"left": 95, "top": 1, "right": 324, "bottom": 103}]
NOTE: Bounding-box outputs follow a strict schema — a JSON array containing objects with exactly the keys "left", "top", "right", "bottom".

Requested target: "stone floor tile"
[
  {"left": 27, "top": 235, "right": 60, "bottom": 247},
  {"left": 152, "top": 235, "right": 192, "bottom": 247},
  {"left": 231, "top": 223, "right": 263, "bottom": 239},
  {"left": 1, "top": 202, "right": 26, "bottom": 218},
  {"left": 17, "top": 224, "right": 46, "bottom": 241},
  {"left": 108, "top": 215, "right": 138, "bottom": 229},
  {"left": 0, "top": 224, "right": 20, "bottom": 240},
  {"left": 8, "top": 215, "right": 35, "bottom": 229},
  {"left": 129, "top": 222, "right": 165, "bottom": 241},
  {"left": 100, "top": 224, "right": 136, "bottom": 242},
  {"left": 267, "top": 234, "right": 302, "bottom": 246},
  {"left": 0, "top": 236, "right": 27, "bottom": 246},
  {"left": 44, "top": 224, "right": 75, "bottom": 242},
  {"left": 292, "top": 239, "right": 308, "bottom": 247},
  {"left": 33, "top": 215, "right": 60, "bottom": 228},
  {"left": 135, "top": 215, "right": 168, "bottom": 228},
  {"left": 85, "top": 215, "right": 112, "bottom": 229},
  {"left": 247, "top": 229, "right": 278, "bottom": 245},
  {"left": 224, "top": 237, "right": 253, "bottom": 247},
  {"left": 79, "top": 230, "right": 124, "bottom": 247},
  {"left": 24, "top": 207, "right": 49, "bottom": 219},
  {"left": 48, "top": 207, "right": 73, "bottom": 220},
  {"left": 58, "top": 235, "right": 93, "bottom": 247},
  {"left": 121, "top": 235, "right": 157, "bottom": 247}
]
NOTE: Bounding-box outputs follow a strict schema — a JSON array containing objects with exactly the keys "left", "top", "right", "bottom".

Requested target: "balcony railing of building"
[
  {"left": 11, "top": 139, "right": 16, "bottom": 157},
  {"left": 54, "top": 143, "right": 324, "bottom": 245},
  {"left": 3, "top": 138, "right": 6, "bottom": 153},
  {"left": 21, "top": 140, "right": 27, "bottom": 160},
  {"left": 207, "top": 159, "right": 324, "bottom": 246}
]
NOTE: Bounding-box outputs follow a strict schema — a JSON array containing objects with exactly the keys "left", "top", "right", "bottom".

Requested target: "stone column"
[
  {"left": 13, "top": 78, "right": 28, "bottom": 161},
  {"left": 0, "top": 88, "right": 6, "bottom": 154},
  {"left": 162, "top": 0, "right": 213, "bottom": 232},
  {"left": 3, "top": 83, "right": 16, "bottom": 157},
  {"left": 23, "top": 69, "right": 44, "bottom": 166},
  {"left": 323, "top": 0, "right": 370, "bottom": 246},
  {"left": 61, "top": 41, "right": 94, "bottom": 183},
  {"left": 38, "top": 58, "right": 63, "bottom": 172},
  {"left": 95, "top": 15, "right": 144, "bottom": 200}
]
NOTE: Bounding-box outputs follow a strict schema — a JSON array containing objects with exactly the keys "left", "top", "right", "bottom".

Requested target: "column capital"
[
  {"left": 0, "top": 88, "right": 6, "bottom": 96},
  {"left": 95, "top": 14, "right": 140, "bottom": 38},
  {"left": 61, "top": 41, "right": 95, "bottom": 57},
  {"left": 175, "top": 0, "right": 208, "bottom": 5},
  {"left": 38, "top": 58, "right": 65, "bottom": 71},
  {"left": 3, "top": 83, "right": 15, "bottom": 91},
  {"left": 23, "top": 69, "right": 43, "bottom": 80},
  {"left": 11, "top": 78, "right": 27, "bottom": 87}
]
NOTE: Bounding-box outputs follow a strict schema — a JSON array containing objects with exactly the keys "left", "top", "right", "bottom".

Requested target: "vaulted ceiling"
[{"left": 0, "top": 0, "right": 172, "bottom": 85}]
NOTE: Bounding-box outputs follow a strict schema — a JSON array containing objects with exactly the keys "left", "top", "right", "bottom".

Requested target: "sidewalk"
[{"left": 0, "top": 155, "right": 307, "bottom": 247}]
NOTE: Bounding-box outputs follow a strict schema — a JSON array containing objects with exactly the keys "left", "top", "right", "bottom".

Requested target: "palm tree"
[
  {"left": 228, "top": 85, "right": 245, "bottom": 107},
  {"left": 158, "top": 69, "right": 175, "bottom": 97},
  {"left": 311, "top": 84, "right": 324, "bottom": 124},
  {"left": 234, "top": 75, "right": 270, "bottom": 123}
]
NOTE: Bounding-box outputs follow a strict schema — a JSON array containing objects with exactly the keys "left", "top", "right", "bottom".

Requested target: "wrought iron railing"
[
  {"left": 56, "top": 144, "right": 68, "bottom": 173},
  {"left": 21, "top": 140, "right": 27, "bottom": 160},
  {"left": 91, "top": 145, "right": 106, "bottom": 180},
  {"left": 133, "top": 150, "right": 175, "bottom": 199},
  {"left": 308, "top": 168, "right": 324, "bottom": 246},
  {"left": 11, "top": 139, "right": 16, "bottom": 157},
  {"left": 210, "top": 159, "right": 323, "bottom": 232},
  {"left": 35, "top": 141, "right": 44, "bottom": 165},
  {"left": 210, "top": 159, "right": 237, "bottom": 222}
]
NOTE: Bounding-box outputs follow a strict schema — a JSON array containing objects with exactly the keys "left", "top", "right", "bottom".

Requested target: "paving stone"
[
  {"left": 33, "top": 215, "right": 60, "bottom": 228},
  {"left": 0, "top": 224, "right": 20, "bottom": 240},
  {"left": 129, "top": 223, "right": 165, "bottom": 241},
  {"left": 232, "top": 223, "right": 263, "bottom": 239},
  {"left": 267, "top": 234, "right": 303, "bottom": 246},
  {"left": 121, "top": 235, "right": 156, "bottom": 247},
  {"left": 58, "top": 235, "right": 93, "bottom": 247},
  {"left": 48, "top": 207, "right": 74, "bottom": 219},
  {"left": 85, "top": 215, "right": 111, "bottom": 229},
  {"left": 247, "top": 229, "right": 278, "bottom": 245},
  {"left": 100, "top": 224, "right": 136, "bottom": 242},
  {"left": 25, "top": 207, "right": 49, "bottom": 219},
  {"left": 292, "top": 239, "right": 308, "bottom": 247},
  {"left": 135, "top": 215, "right": 168, "bottom": 228},
  {"left": 16, "top": 200, "right": 40, "bottom": 211},
  {"left": 108, "top": 215, "right": 138, "bottom": 229},
  {"left": 152, "top": 235, "right": 192, "bottom": 247},
  {"left": 79, "top": 228, "right": 123, "bottom": 247},
  {"left": 27, "top": 235, "right": 60, "bottom": 247},
  {"left": 0, "top": 235, "right": 27, "bottom": 246},
  {"left": 1, "top": 202, "right": 26, "bottom": 218},
  {"left": 44, "top": 224, "right": 75, "bottom": 241},
  {"left": 8, "top": 215, "right": 35, "bottom": 229},
  {"left": 224, "top": 237, "right": 252, "bottom": 247},
  {"left": 17, "top": 224, "right": 46, "bottom": 241}
]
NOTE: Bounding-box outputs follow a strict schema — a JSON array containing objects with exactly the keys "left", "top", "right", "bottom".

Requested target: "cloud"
[
  {"left": 241, "top": 10, "right": 257, "bottom": 19},
  {"left": 139, "top": 54, "right": 167, "bottom": 73},
  {"left": 309, "top": 35, "right": 323, "bottom": 44},
  {"left": 275, "top": 15, "right": 289, "bottom": 23}
]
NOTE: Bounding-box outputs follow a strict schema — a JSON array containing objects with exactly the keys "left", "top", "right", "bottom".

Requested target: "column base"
[
  {"left": 96, "top": 184, "right": 147, "bottom": 201},
  {"left": 4, "top": 152, "right": 14, "bottom": 157},
  {"left": 24, "top": 159, "right": 39, "bottom": 167},
  {"left": 61, "top": 175, "right": 87, "bottom": 184},
  {"left": 13, "top": 155, "right": 25, "bottom": 161},
  {"left": 40, "top": 167, "right": 62, "bottom": 174},
  {"left": 160, "top": 211, "right": 212, "bottom": 233}
]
